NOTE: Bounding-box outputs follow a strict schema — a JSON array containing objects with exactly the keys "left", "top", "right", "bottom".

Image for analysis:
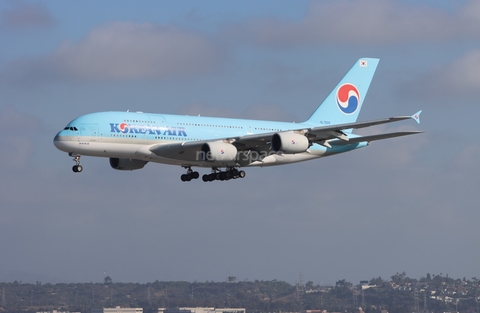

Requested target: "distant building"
[
  {"left": 158, "top": 307, "right": 245, "bottom": 313},
  {"left": 37, "top": 311, "right": 81, "bottom": 313},
  {"left": 92, "top": 307, "right": 143, "bottom": 313}
]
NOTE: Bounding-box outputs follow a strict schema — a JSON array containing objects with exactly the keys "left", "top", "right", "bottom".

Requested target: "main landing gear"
[
  {"left": 201, "top": 167, "right": 246, "bottom": 182},
  {"left": 71, "top": 155, "right": 83, "bottom": 173},
  {"left": 180, "top": 167, "right": 200, "bottom": 182},
  {"left": 179, "top": 167, "right": 246, "bottom": 182}
]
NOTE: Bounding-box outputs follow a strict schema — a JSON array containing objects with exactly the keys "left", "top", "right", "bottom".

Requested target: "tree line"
[{"left": 0, "top": 273, "right": 479, "bottom": 313}]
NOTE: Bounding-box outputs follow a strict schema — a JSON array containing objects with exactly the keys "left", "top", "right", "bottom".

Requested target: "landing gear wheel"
[
  {"left": 202, "top": 168, "right": 246, "bottom": 182},
  {"left": 72, "top": 165, "right": 83, "bottom": 173},
  {"left": 181, "top": 167, "right": 199, "bottom": 182}
]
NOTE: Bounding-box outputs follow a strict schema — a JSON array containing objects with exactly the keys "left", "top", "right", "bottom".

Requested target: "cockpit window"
[{"left": 64, "top": 126, "right": 78, "bottom": 131}]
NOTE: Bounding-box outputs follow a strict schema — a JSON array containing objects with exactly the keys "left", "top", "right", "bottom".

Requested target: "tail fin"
[{"left": 305, "top": 58, "right": 379, "bottom": 129}]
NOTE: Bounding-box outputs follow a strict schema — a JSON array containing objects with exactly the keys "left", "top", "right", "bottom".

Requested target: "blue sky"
[{"left": 0, "top": 0, "right": 479, "bottom": 285}]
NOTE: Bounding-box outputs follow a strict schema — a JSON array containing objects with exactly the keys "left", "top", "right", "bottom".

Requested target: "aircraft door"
[
  {"left": 147, "top": 114, "right": 166, "bottom": 141},
  {"left": 81, "top": 124, "right": 99, "bottom": 141}
]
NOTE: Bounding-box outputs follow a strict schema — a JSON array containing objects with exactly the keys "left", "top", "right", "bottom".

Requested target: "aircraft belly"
[
  {"left": 78, "top": 142, "right": 140, "bottom": 158},
  {"left": 55, "top": 136, "right": 143, "bottom": 158}
]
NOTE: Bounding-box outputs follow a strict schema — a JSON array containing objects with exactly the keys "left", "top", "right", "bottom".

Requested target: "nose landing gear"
[{"left": 71, "top": 155, "right": 83, "bottom": 173}]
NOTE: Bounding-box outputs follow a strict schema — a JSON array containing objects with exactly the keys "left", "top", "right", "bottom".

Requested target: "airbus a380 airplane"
[{"left": 54, "top": 58, "right": 423, "bottom": 182}]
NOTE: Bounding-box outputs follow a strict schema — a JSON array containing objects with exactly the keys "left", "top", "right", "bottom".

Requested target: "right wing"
[{"left": 148, "top": 110, "right": 423, "bottom": 163}]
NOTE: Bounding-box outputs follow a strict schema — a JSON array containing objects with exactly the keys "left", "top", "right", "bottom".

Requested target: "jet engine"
[
  {"left": 109, "top": 158, "right": 148, "bottom": 170},
  {"left": 271, "top": 132, "right": 309, "bottom": 154},
  {"left": 201, "top": 142, "right": 237, "bottom": 162}
]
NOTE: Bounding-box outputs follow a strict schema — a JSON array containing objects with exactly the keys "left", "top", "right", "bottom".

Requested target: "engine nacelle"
[
  {"left": 271, "top": 132, "right": 309, "bottom": 154},
  {"left": 201, "top": 142, "right": 237, "bottom": 162},
  {"left": 109, "top": 158, "right": 147, "bottom": 171}
]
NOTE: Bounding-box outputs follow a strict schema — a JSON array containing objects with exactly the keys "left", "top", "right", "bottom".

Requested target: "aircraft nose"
[
  {"left": 53, "top": 132, "right": 70, "bottom": 152},
  {"left": 53, "top": 133, "right": 62, "bottom": 149}
]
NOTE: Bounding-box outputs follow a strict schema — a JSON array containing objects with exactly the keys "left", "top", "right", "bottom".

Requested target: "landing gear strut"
[
  {"left": 180, "top": 167, "right": 200, "bottom": 182},
  {"left": 71, "top": 155, "right": 83, "bottom": 173}
]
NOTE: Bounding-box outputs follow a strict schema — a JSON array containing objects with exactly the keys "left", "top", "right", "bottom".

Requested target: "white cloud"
[
  {"left": 227, "top": 0, "right": 480, "bottom": 47},
  {"left": 55, "top": 23, "right": 221, "bottom": 81},
  {"left": 404, "top": 49, "right": 480, "bottom": 103},
  {"left": 4, "top": 22, "right": 224, "bottom": 83},
  {"left": 0, "top": 1, "right": 56, "bottom": 30},
  {"left": 441, "top": 50, "right": 480, "bottom": 89},
  {"left": 459, "top": 0, "right": 480, "bottom": 20}
]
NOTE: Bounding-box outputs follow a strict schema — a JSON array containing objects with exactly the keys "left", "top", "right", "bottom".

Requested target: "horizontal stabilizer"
[{"left": 330, "top": 131, "right": 424, "bottom": 145}]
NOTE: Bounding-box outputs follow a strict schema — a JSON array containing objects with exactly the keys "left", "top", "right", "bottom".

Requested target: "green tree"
[{"left": 104, "top": 276, "right": 113, "bottom": 285}]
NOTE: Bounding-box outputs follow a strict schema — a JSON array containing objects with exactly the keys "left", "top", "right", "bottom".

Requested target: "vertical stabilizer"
[{"left": 305, "top": 58, "right": 379, "bottom": 130}]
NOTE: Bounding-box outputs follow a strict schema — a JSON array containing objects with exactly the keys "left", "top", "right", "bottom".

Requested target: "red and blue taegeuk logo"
[
  {"left": 119, "top": 122, "right": 129, "bottom": 132},
  {"left": 336, "top": 83, "right": 360, "bottom": 115}
]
